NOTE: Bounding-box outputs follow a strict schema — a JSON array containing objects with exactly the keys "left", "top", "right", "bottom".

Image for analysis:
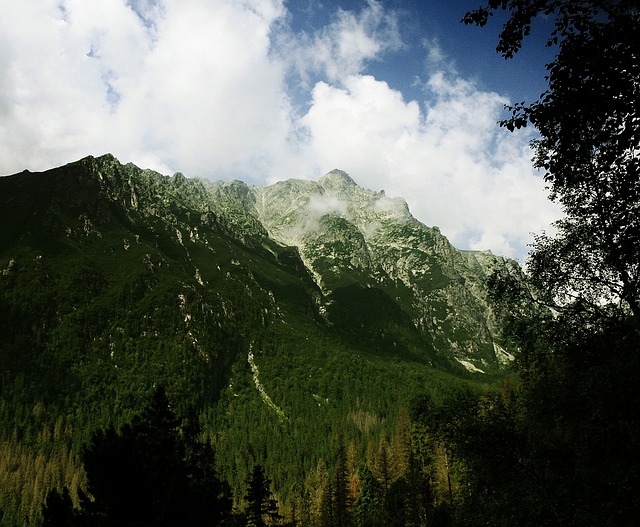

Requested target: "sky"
[{"left": 0, "top": 0, "right": 562, "bottom": 262}]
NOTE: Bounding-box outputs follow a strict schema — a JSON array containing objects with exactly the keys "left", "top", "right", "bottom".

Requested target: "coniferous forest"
[{"left": 1, "top": 1, "right": 639, "bottom": 525}]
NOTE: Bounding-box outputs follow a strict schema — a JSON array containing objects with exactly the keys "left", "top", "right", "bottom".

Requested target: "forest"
[{"left": 2, "top": 0, "right": 639, "bottom": 525}]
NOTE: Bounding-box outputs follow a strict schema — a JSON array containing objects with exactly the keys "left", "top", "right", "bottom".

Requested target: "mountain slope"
[{"left": 0, "top": 154, "right": 523, "bottom": 523}]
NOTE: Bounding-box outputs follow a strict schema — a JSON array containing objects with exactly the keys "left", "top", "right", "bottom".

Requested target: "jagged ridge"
[{"left": 2, "top": 153, "right": 521, "bottom": 372}]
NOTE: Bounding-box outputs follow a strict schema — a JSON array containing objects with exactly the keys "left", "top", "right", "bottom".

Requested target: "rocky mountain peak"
[{"left": 318, "top": 169, "right": 357, "bottom": 192}]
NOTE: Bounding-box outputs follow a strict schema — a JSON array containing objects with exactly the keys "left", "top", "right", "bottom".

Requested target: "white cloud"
[
  {"left": 0, "top": 0, "right": 122, "bottom": 168},
  {"left": 422, "top": 37, "right": 446, "bottom": 68},
  {"left": 113, "top": 0, "right": 292, "bottom": 178},
  {"left": 307, "top": 193, "right": 348, "bottom": 217},
  {"left": 0, "top": 0, "right": 559, "bottom": 261}
]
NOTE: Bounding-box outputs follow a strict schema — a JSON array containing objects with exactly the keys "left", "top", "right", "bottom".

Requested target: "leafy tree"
[
  {"left": 464, "top": 0, "right": 640, "bottom": 322},
  {"left": 417, "top": 6, "right": 640, "bottom": 525},
  {"left": 413, "top": 386, "right": 547, "bottom": 526}
]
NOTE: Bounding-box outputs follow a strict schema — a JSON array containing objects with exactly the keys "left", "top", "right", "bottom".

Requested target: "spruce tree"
[
  {"left": 319, "top": 479, "right": 334, "bottom": 527},
  {"left": 352, "top": 464, "right": 382, "bottom": 527},
  {"left": 245, "top": 464, "right": 281, "bottom": 527},
  {"left": 333, "top": 435, "right": 351, "bottom": 527}
]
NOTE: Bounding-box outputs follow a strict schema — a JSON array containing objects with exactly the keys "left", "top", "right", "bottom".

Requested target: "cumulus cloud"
[
  {"left": 0, "top": 0, "right": 292, "bottom": 179},
  {"left": 0, "top": 0, "right": 559, "bottom": 261}
]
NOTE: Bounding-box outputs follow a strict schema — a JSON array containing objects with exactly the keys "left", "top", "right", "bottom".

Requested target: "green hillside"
[{"left": 0, "top": 155, "right": 509, "bottom": 525}]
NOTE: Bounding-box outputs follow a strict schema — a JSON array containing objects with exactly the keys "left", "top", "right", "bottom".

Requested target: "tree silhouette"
[
  {"left": 465, "top": 0, "right": 640, "bottom": 323},
  {"left": 41, "top": 386, "right": 231, "bottom": 526},
  {"left": 41, "top": 487, "right": 76, "bottom": 527},
  {"left": 453, "top": 2, "right": 640, "bottom": 524}
]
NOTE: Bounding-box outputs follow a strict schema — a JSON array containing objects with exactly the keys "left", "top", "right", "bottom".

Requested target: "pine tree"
[
  {"left": 390, "top": 408, "right": 412, "bottom": 481},
  {"left": 245, "top": 464, "right": 281, "bottom": 527},
  {"left": 307, "top": 458, "right": 331, "bottom": 527},
  {"left": 333, "top": 435, "right": 351, "bottom": 527},
  {"left": 319, "top": 479, "right": 334, "bottom": 527},
  {"left": 352, "top": 464, "right": 382, "bottom": 527},
  {"left": 373, "top": 435, "right": 391, "bottom": 516}
]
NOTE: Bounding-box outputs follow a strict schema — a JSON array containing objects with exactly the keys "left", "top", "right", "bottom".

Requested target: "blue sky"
[
  {"left": 285, "top": 1, "right": 555, "bottom": 110},
  {"left": 0, "top": 0, "right": 560, "bottom": 261}
]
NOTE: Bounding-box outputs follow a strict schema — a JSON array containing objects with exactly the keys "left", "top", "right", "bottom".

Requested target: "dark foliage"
[
  {"left": 41, "top": 488, "right": 76, "bottom": 527},
  {"left": 413, "top": 1, "right": 640, "bottom": 525},
  {"left": 41, "top": 387, "right": 232, "bottom": 527},
  {"left": 465, "top": 0, "right": 640, "bottom": 323}
]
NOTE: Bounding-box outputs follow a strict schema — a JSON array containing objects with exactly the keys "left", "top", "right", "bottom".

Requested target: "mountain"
[
  {"left": 0, "top": 154, "right": 522, "bottom": 524},
  {"left": 209, "top": 167, "right": 518, "bottom": 372}
]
